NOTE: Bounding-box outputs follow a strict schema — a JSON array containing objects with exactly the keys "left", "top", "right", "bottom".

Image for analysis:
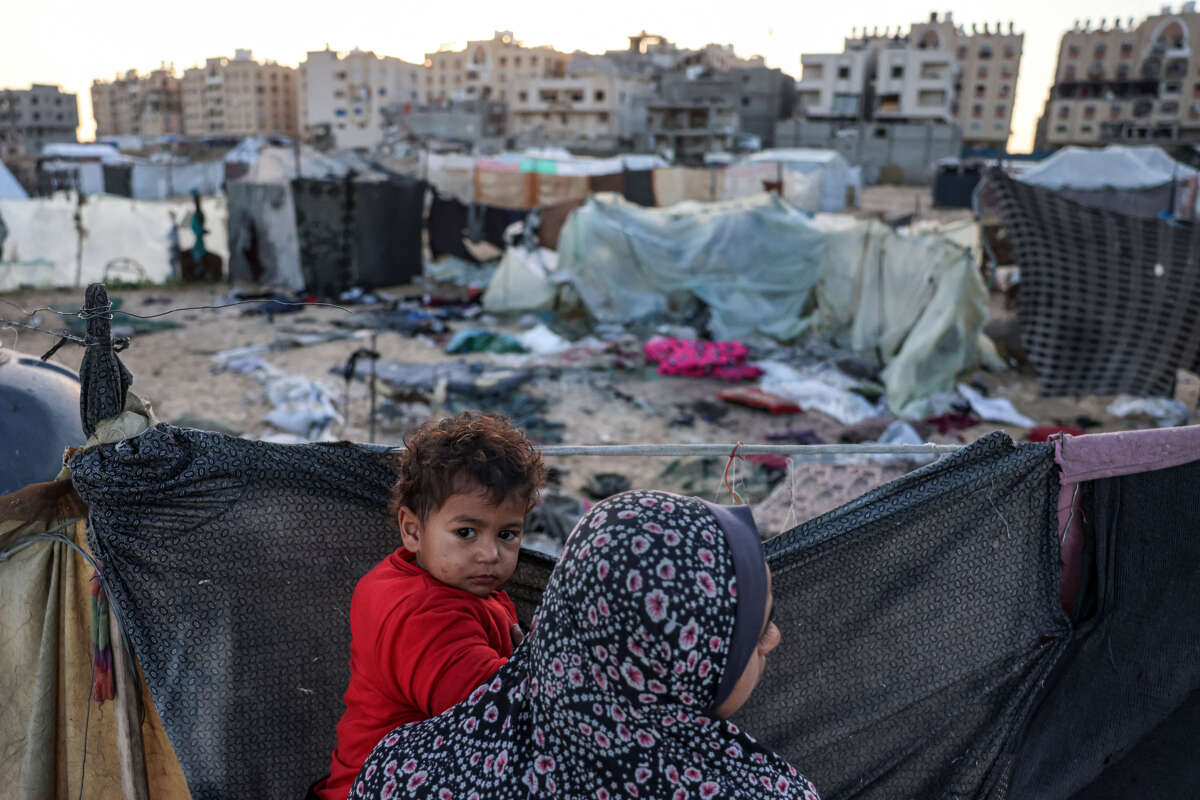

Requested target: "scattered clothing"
[
  {"left": 644, "top": 337, "right": 761, "bottom": 380},
  {"left": 924, "top": 412, "right": 980, "bottom": 435},
  {"left": 445, "top": 329, "right": 529, "bottom": 355},
  {"left": 766, "top": 429, "right": 824, "bottom": 445},
  {"left": 717, "top": 386, "right": 804, "bottom": 414},
  {"left": 582, "top": 472, "right": 632, "bottom": 500}
]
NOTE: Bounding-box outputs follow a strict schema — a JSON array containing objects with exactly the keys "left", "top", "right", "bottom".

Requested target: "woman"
[{"left": 351, "top": 490, "right": 819, "bottom": 799}]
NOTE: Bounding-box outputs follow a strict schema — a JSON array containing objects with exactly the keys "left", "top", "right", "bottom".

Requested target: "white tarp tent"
[
  {"left": 1015, "top": 145, "right": 1198, "bottom": 190},
  {"left": 745, "top": 148, "right": 861, "bottom": 212},
  {"left": 0, "top": 194, "right": 227, "bottom": 290}
]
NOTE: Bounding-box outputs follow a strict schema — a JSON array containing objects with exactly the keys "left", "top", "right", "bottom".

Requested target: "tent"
[
  {"left": 0, "top": 194, "right": 228, "bottom": 289},
  {"left": 555, "top": 193, "right": 989, "bottom": 409},
  {"left": 1014, "top": 145, "right": 1200, "bottom": 218},
  {"left": 744, "top": 148, "right": 862, "bottom": 212},
  {"left": 0, "top": 160, "right": 29, "bottom": 199}
]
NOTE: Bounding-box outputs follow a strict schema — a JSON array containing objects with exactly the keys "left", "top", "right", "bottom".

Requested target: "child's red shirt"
[{"left": 316, "top": 547, "right": 517, "bottom": 800}]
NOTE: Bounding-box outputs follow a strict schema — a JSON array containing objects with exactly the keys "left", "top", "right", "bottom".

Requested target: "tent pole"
[{"left": 108, "top": 607, "right": 150, "bottom": 800}]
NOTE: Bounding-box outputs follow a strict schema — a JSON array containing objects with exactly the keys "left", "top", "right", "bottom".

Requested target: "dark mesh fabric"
[
  {"left": 735, "top": 432, "right": 1068, "bottom": 800},
  {"left": 989, "top": 169, "right": 1200, "bottom": 397},
  {"left": 1008, "top": 458, "right": 1200, "bottom": 800},
  {"left": 71, "top": 428, "right": 1078, "bottom": 800},
  {"left": 70, "top": 426, "right": 401, "bottom": 800},
  {"left": 292, "top": 177, "right": 425, "bottom": 296}
]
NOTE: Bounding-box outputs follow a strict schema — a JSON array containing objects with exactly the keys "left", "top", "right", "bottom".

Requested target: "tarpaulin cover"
[
  {"left": 990, "top": 169, "right": 1200, "bottom": 397},
  {"left": 0, "top": 195, "right": 228, "bottom": 289},
  {"left": 556, "top": 194, "right": 989, "bottom": 407},
  {"left": 1015, "top": 145, "right": 1198, "bottom": 192},
  {"left": 0, "top": 519, "right": 191, "bottom": 800},
  {"left": 226, "top": 181, "right": 304, "bottom": 289},
  {"left": 555, "top": 192, "right": 825, "bottom": 341},
  {"left": 292, "top": 177, "right": 424, "bottom": 295}
]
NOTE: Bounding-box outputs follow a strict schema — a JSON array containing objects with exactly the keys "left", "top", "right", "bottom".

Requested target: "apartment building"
[
  {"left": 0, "top": 84, "right": 78, "bottom": 158},
  {"left": 299, "top": 47, "right": 425, "bottom": 149},
  {"left": 647, "top": 100, "right": 740, "bottom": 162},
  {"left": 181, "top": 50, "right": 298, "bottom": 138},
  {"left": 90, "top": 68, "right": 182, "bottom": 139},
  {"left": 508, "top": 71, "right": 653, "bottom": 147},
  {"left": 660, "top": 66, "right": 793, "bottom": 147},
  {"left": 1038, "top": 5, "right": 1200, "bottom": 148},
  {"left": 424, "top": 31, "right": 569, "bottom": 115},
  {"left": 796, "top": 12, "right": 1023, "bottom": 149}
]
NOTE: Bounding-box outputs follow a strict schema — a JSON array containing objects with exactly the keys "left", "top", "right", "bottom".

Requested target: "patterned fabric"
[{"left": 353, "top": 491, "right": 819, "bottom": 800}]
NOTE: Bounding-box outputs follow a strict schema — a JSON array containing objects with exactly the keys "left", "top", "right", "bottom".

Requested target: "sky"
[{"left": 4, "top": 0, "right": 1180, "bottom": 151}]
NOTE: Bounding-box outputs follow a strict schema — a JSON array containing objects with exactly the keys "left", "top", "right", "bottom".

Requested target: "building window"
[
  {"left": 994, "top": 122, "right": 1005, "bottom": 131},
  {"left": 890, "top": 65, "right": 903, "bottom": 78},
  {"left": 599, "top": 112, "right": 609, "bottom": 122},
  {"left": 999, "top": 84, "right": 1011, "bottom": 98},
  {"left": 1081, "top": 124, "right": 1094, "bottom": 133},
  {"left": 1111, "top": 104, "right": 1122, "bottom": 118},
  {"left": 1094, "top": 44, "right": 1107, "bottom": 59},
  {"left": 972, "top": 103, "right": 983, "bottom": 118},
  {"left": 499, "top": 56, "right": 507, "bottom": 66},
  {"left": 1057, "top": 104, "right": 1070, "bottom": 120},
  {"left": 995, "top": 104, "right": 1007, "bottom": 118},
  {"left": 977, "top": 66, "right": 988, "bottom": 79},
  {"left": 1084, "top": 104, "right": 1096, "bottom": 120},
  {"left": 741, "top": 96, "right": 750, "bottom": 106},
  {"left": 1166, "top": 81, "right": 1182, "bottom": 94},
  {"left": 1068, "top": 44, "right": 1080, "bottom": 59},
  {"left": 1065, "top": 65, "right": 1076, "bottom": 80},
  {"left": 975, "top": 83, "right": 986, "bottom": 98},
  {"left": 956, "top": 46, "right": 967, "bottom": 60},
  {"left": 1162, "top": 100, "right": 1180, "bottom": 114},
  {"left": 1121, "top": 41, "right": 1134, "bottom": 56},
  {"left": 1004, "top": 45, "right": 1016, "bottom": 59},
  {"left": 979, "top": 46, "right": 993, "bottom": 60},
  {"left": 595, "top": 90, "right": 605, "bottom": 102},
  {"left": 519, "top": 91, "right": 528, "bottom": 102},
  {"left": 335, "top": 71, "right": 347, "bottom": 80},
  {"left": 1055, "top": 124, "right": 1068, "bottom": 133},
  {"left": 514, "top": 57, "right": 522, "bottom": 66},
  {"left": 837, "top": 65, "right": 850, "bottom": 79},
  {"left": 1190, "top": 101, "right": 1200, "bottom": 117},
  {"left": 1117, "top": 63, "right": 1131, "bottom": 79}
]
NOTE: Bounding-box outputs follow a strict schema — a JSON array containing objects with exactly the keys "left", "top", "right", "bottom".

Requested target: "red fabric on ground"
[
  {"left": 316, "top": 548, "right": 516, "bottom": 800},
  {"left": 717, "top": 386, "right": 803, "bottom": 414},
  {"left": 1027, "top": 425, "right": 1086, "bottom": 443},
  {"left": 924, "top": 413, "right": 980, "bottom": 435}
]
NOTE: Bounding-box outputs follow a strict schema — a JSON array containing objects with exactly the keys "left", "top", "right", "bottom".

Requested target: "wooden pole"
[{"left": 108, "top": 607, "right": 150, "bottom": 800}]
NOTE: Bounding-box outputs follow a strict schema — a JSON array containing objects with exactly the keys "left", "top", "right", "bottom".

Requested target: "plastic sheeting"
[
  {"left": 0, "top": 194, "right": 228, "bottom": 287},
  {"left": 225, "top": 181, "right": 304, "bottom": 289},
  {"left": 481, "top": 246, "right": 558, "bottom": 312},
  {"left": 557, "top": 194, "right": 989, "bottom": 407},
  {"left": 556, "top": 192, "right": 824, "bottom": 341}
]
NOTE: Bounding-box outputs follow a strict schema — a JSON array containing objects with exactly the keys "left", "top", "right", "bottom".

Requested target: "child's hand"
[{"left": 511, "top": 624, "right": 525, "bottom": 648}]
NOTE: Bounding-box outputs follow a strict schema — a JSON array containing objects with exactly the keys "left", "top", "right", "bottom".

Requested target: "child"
[{"left": 314, "top": 413, "right": 546, "bottom": 800}]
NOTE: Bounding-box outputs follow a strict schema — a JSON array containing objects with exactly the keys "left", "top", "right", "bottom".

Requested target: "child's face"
[{"left": 398, "top": 484, "right": 527, "bottom": 598}]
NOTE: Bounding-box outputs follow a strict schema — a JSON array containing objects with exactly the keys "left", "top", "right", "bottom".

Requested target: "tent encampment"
[{"left": 0, "top": 160, "right": 28, "bottom": 199}]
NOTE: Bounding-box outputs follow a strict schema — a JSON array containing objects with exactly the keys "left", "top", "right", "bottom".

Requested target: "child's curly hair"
[{"left": 390, "top": 412, "right": 547, "bottom": 524}]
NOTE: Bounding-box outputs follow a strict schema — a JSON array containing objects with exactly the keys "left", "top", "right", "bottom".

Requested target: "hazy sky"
[{"left": 5, "top": 0, "right": 1178, "bottom": 151}]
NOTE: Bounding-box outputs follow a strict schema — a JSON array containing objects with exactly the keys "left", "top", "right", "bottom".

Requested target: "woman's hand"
[{"left": 511, "top": 624, "right": 525, "bottom": 648}]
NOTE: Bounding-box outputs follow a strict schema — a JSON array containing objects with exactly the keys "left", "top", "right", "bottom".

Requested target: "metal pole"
[
  {"left": 365, "top": 442, "right": 961, "bottom": 457},
  {"left": 368, "top": 333, "right": 378, "bottom": 445}
]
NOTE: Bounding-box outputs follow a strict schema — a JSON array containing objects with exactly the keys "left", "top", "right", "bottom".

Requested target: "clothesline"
[{"left": 368, "top": 442, "right": 963, "bottom": 457}]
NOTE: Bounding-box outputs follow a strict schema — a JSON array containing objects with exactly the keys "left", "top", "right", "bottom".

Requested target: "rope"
[{"left": 723, "top": 441, "right": 746, "bottom": 504}]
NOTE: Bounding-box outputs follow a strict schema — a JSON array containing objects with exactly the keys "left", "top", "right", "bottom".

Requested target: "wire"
[{"left": 0, "top": 295, "right": 357, "bottom": 321}]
